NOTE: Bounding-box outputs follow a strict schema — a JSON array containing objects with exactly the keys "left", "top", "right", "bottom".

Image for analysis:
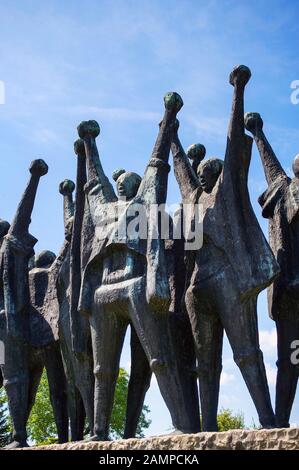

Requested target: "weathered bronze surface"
[
  {"left": 1, "top": 71, "right": 297, "bottom": 446},
  {"left": 245, "top": 111, "right": 299, "bottom": 427},
  {"left": 171, "top": 66, "right": 279, "bottom": 431}
]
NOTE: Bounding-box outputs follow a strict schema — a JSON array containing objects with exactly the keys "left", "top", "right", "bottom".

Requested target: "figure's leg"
[
  {"left": 129, "top": 292, "right": 200, "bottom": 434},
  {"left": 59, "top": 333, "right": 79, "bottom": 441},
  {"left": 69, "top": 385, "right": 86, "bottom": 441},
  {"left": 72, "top": 346, "right": 94, "bottom": 438},
  {"left": 1, "top": 335, "right": 30, "bottom": 447},
  {"left": 60, "top": 336, "right": 86, "bottom": 441},
  {"left": 275, "top": 314, "right": 299, "bottom": 427},
  {"left": 27, "top": 349, "right": 44, "bottom": 420},
  {"left": 185, "top": 285, "right": 223, "bottom": 431},
  {"left": 90, "top": 304, "right": 128, "bottom": 440},
  {"left": 223, "top": 295, "right": 275, "bottom": 428},
  {"left": 123, "top": 324, "right": 152, "bottom": 439},
  {"left": 43, "top": 342, "right": 69, "bottom": 443},
  {"left": 59, "top": 317, "right": 93, "bottom": 439}
]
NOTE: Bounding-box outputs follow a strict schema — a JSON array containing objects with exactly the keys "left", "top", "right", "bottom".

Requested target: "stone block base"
[{"left": 21, "top": 428, "right": 299, "bottom": 451}]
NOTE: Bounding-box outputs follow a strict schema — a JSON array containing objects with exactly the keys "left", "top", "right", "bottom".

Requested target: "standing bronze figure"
[
  {"left": 56, "top": 171, "right": 95, "bottom": 440},
  {"left": 28, "top": 249, "right": 69, "bottom": 443},
  {"left": 0, "top": 160, "right": 48, "bottom": 448},
  {"left": 71, "top": 139, "right": 152, "bottom": 439},
  {"left": 171, "top": 66, "right": 279, "bottom": 431},
  {"left": 76, "top": 92, "right": 200, "bottom": 440},
  {"left": 245, "top": 111, "right": 299, "bottom": 427}
]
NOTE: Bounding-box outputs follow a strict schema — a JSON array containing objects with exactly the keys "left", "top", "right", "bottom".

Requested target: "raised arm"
[
  {"left": 2, "top": 160, "right": 47, "bottom": 338},
  {"left": 69, "top": 138, "right": 90, "bottom": 354},
  {"left": 224, "top": 65, "right": 252, "bottom": 178},
  {"left": 9, "top": 159, "right": 48, "bottom": 238},
  {"left": 245, "top": 112, "right": 286, "bottom": 185},
  {"left": 137, "top": 92, "right": 183, "bottom": 205},
  {"left": 59, "top": 179, "right": 75, "bottom": 237},
  {"left": 171, "top": 130, "right": 202, "bottom": 202},
  {"left": 77, "top": 120, "right": 117, "bottom": 204},
  {"left": 47, "top": 180, "right": 75, "bottom": 285}
]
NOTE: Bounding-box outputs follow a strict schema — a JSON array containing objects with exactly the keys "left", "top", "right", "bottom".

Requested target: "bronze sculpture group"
[{"left": 0, "top": 65, "right": 298, "bottom": 448}]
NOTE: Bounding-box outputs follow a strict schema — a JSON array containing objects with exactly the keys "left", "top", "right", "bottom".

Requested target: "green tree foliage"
[
  {"left": 0, "top": 388, "right": 10, "bottom": 447},
  {"left": 1, "top": 378, "right": 245, "bottom": 446},
  {"left": 27, "top": 371, "right": 57, "bottom": 444},
  {"left": 217, "top": 408, "right": 245, "bottom": 432},
  {"left": 1, "top": 368, "right": 151, "bottom": 445}
]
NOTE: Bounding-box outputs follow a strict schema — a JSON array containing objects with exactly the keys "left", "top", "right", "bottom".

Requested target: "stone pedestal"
[{"left": 20, "top": 428, "right": 299, "bottom": 450}]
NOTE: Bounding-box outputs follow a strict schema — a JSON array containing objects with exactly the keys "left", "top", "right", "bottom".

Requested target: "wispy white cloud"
[
  {"left": 185, "top": 114, "right": 228, "bottom": 143},
  {"left": 219, "top": 393, "right": 242, "bottom": 408},
  {"left": 222, "top": 356, "right": 235, "bottom": 369},
  {"left": 150, "top": 374, "right": 159, "bottom": 390},
  {"left": 63, "top": 106, "right": 160, "bottom": 122},
  {"left": 248, "top": 175, "right": 267, "bottom": 194},
  {"left": 260, "top": 328, "right": 277, "bottom": 356},
  {"left": 268, "top": 125, "right": 299, "bottom": 159},
  {"left": 30, "top": 128, "right": 60, "bottom": 144},
  {"left": 265, "top": 362, "right": 277, "bottom": 386},
  {"left": 220, "top": 371, "right": 235, "bottom": 385}
]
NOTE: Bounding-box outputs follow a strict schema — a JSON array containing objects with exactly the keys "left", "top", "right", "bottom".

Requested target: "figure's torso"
[
  {"left": 101, "top": 246, "right": 145, "bottom": 286},
  {"left": 188, "top": 181, "right": 232, "bottom": 283},
  {"left": 29, "top": 268, "right": 58, "bottom": 347},
  {"left": 267, "top": 182, "right": 299, "bottom": 317}
]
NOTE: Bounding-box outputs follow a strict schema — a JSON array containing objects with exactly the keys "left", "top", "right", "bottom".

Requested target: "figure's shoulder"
[
  {"left": 258, "top": 175, "right": 289, "bottom": 219},
  {"left": 288, "top": 177, "right": 299, "bottom": 195}
]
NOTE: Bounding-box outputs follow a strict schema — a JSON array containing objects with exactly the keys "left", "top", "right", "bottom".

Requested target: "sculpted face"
[
  {"left": 116, "top": 172, "right": 142, "bottom": 200},
  {"left": 197, "top": 159, "right": 224, "bottom": 193}
]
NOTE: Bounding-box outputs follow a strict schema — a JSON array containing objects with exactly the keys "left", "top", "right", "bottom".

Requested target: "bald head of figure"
[
  {"left": 292, "top": 154, "right": 299, "bottom": 178},
  {"left": 0, "top": 219, "right": 10, "bottom": 240},
  {"left": 34, "top": 250, "right": 56, "bottom": 269}
]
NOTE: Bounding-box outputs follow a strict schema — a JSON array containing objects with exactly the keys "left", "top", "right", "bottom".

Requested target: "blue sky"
[{"left": 0, "top": 0, "right": 298, "bottom": 435}]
